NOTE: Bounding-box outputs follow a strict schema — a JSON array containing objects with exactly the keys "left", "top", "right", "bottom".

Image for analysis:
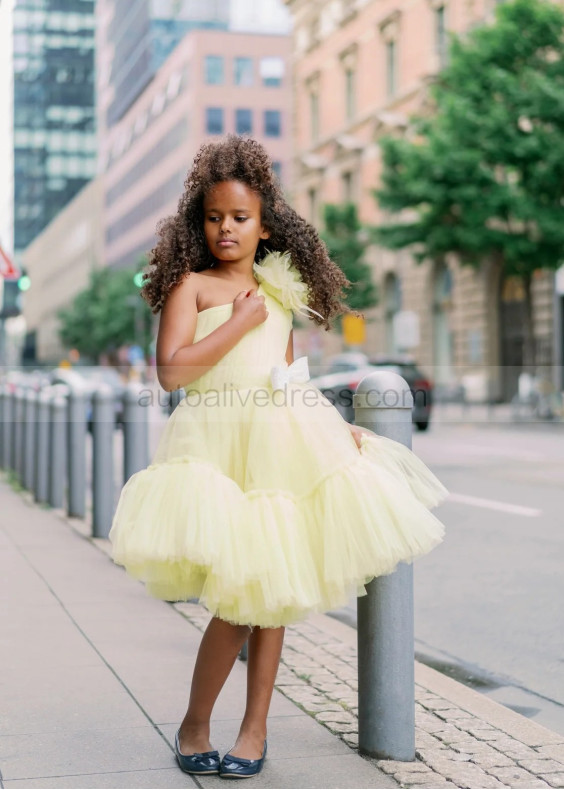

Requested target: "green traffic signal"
[
  {"left": 17, "top": 274, "right": 31, "bottom": 292},
  {"left": 133, "top": 272, "right": 144, "bottom": 288}
]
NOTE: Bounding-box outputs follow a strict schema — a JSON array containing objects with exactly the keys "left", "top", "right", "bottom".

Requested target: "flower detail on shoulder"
[{"left": 253, "top": 251, "right": 324, "bottom": 320}]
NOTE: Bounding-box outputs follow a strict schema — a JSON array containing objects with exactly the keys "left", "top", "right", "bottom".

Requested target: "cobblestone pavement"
[{"left": 174, "top": 602, "right": 564, "bottom": 790}]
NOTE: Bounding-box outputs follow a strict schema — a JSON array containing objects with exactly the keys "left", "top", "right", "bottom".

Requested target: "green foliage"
[
  {"left": 57, "top": 264, "right": 152, "bottom": 362},
  {"left": 321, "top": 203, "right": 378, "bottom": 312},
  {"left": 375, "top": 0, "right": 564, "bottom": 277}
]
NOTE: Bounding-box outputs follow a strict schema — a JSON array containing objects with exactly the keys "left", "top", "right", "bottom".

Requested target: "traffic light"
[
  {"left": 18, "top": 273, "right": 31, "bottom": 292},
  {"left": 0, "top": 279, "right": 22, "bottom": 319},
  {"left": 0, "top": 269, "right": 31, "bottom": 319}
]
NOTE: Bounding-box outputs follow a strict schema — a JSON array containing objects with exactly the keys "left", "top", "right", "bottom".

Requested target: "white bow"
[{"left": 270, "top": 356, "right": 310, "bottom": 392}]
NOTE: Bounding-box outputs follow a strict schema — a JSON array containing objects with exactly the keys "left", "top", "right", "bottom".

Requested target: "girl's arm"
[
  {"left": 285, "top": 330, "right": 294, "bottom": 365},
  {"left": 156, "top": 274, "right": 262, "bottom": 392}
]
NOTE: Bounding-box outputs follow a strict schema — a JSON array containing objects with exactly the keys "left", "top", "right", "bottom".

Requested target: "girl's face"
[{"left": 203, "top": 180, "right": 270, "bottom": 265}]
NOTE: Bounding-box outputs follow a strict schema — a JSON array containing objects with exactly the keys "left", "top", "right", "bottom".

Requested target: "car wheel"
[{"left": 416, "top": 420, "right": 430, "bottom": 431}]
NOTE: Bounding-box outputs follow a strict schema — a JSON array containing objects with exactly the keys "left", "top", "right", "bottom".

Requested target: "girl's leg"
[
  {"left": 229, "top": 626, "right": 285, "bottom": 759},
  {"left": 178, "top": 616, "right": 250, "bottom": 754}
]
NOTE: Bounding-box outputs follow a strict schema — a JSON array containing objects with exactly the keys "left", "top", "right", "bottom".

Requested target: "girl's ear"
[{"left": 260, "top": 226, "right": 271, "bottom": 240}]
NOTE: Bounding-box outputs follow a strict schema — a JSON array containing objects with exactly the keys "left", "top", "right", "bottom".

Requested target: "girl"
[{"left": 109, "top": 136, "right": 448, "bottom": 780}]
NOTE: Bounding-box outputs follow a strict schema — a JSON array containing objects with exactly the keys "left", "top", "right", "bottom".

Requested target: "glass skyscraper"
[
  {"left": 12, "top": 0, "right": 96, "bottom": 257},
  {"left": 105, "top": 0, "right": 231, "bottom": 127}
]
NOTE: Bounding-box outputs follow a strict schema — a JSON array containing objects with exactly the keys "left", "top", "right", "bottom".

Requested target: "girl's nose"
[{"left": 220, "top": 217, "right": 232, "bottom": 233}]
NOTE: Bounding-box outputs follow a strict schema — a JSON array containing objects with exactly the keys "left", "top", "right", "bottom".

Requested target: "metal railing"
[{"left": 0, "top": 380, "right": 149, "bottom": 539}]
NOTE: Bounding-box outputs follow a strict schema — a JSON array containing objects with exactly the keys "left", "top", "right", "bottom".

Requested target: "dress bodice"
[{"left": 187, "top": 283, "right": 293, "bottom": 394}]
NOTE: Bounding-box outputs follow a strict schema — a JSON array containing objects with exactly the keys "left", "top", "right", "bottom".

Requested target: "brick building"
[{"left": 285, "top": 0, "right": 562, "bottom": 401}]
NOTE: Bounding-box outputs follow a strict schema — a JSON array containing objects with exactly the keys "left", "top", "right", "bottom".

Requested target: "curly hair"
[{"left": 140, "top": 135, "right": 359, "bottom": 330}]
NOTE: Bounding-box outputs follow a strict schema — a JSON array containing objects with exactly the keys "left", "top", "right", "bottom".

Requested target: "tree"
[
  {"left": 58, "top": 265, "right": 153, "bottom": 363},
  {"left": 321, "top": 203, "right": 378, "bottom": 322},
  {"left": 374, "top": 0, "right": 564, "bottom": 370}
]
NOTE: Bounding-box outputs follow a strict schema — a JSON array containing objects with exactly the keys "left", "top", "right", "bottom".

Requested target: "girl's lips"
[{"left": 217, "top": 240, "right": 237, "bottom": 246}]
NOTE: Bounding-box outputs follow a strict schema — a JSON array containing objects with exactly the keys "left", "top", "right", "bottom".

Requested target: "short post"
[
  {"left": 8, "top": 389, "right": 17, "bottom": 472},
  {"left": 23, "top": 389, "right": 37, "bottom": 491},
  {"left": 0, "top": 384, "right": 13, "bottom": 470},
  {"left": 353, "top": 370, "right": 415, "bottom": 761},
  {"left": 49, "top": 391, "right": 67, "bottom": 509},
  {"left": 92, "top": 384, "right": 115, "bottom": 538},
  {"left": 67, "top": 383, "right": 88, "bottom": 518},
  {"left": 123, "top": 381, "right": 149, "bottom": 483},
  {"left": 13, "top": 387, "right": 25, "bottom": 483},
  {"left": 35, "top": 389, "right": 51, "bottom": 504}
]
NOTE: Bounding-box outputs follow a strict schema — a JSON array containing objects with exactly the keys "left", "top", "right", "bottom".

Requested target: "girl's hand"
[
  {"left": 231, "top": 289, "right": 268, "bottom": 330},
  {"left": 348, "top": 424, "right": 376, "bottom": 450}
]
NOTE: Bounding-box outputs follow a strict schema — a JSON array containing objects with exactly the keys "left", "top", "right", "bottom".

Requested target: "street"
[{"left": 334, "top": 416, "right": 564, "bottom": 737}]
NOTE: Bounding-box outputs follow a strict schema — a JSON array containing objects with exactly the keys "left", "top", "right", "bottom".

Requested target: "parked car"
[{"left": 310, "top": 352, "right": 434, "bottom": 431}]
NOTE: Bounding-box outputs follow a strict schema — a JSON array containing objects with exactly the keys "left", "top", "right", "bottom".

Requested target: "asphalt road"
[{"left": 333, "top": 416, "right": 564, "bottom": 737}]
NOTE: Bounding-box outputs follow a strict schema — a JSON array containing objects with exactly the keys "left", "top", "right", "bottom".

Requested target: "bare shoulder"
[{"left": 157, "top": 272, "right": 200, "bottom": 366}]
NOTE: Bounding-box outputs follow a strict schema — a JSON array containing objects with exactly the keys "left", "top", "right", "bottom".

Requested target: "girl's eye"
[
  {"left": 235, "top": 217, "right": 248, "bottom": 222},
  {"left": 208, "top": 217, "right": 220, "bottom": 222}
]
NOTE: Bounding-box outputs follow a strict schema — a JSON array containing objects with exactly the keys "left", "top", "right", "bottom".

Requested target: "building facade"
[
  {"left": 96, "top": 0, "right": 232, "bottom": 134},
  {"left": 97, "top": 26, "right": 292, "bottom": 271},
  {"left": 21, "top": 178, "right": 104, "bottom": 364},
  {"left": 285, "top": 0, "right": 560, "bottom": 402},
  {"left": 12, "top": 0, "right": 96, "bottom": 259}
]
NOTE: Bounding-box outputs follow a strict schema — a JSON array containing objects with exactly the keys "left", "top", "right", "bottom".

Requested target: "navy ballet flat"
[
  {"left": 219, "top": 739, "right": 268, "bottom": 779},
  {"left": 174, "top": 729, "right": 220, "bottom": 775}
]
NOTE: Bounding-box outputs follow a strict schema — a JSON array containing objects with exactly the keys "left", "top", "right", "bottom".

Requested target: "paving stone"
[
  {"left": 415, "top": 732, "right": 443, "bottom": 749},
  {"left": 517, "top": 759, "right": 564, "bottom": 774},
  {"left": 421, "top": 699, "right": 458, "bottom": 711},
  {"left": 377, "top": 760, "right": 430, "bottom": 775},
  {"left": 535, "top": 746, "right": 564, "bottom": 762},
  {"left": 489, "top": 765, "right": 549, "bottom": 784},
  {"left": 415, "top": 712, "right": 452, "bottom": 734},
  {"left": 542, "top": 773, "right": 564, "bottom": 788}
]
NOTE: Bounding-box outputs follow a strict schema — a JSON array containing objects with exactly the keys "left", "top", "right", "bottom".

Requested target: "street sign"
[{"left": 0, "top": 244, "right": 19, "bottom": 279}]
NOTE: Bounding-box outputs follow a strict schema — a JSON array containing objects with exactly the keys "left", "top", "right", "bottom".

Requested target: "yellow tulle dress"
[{"left": 109, "top": 251, "right": 449, "bottom": 628}]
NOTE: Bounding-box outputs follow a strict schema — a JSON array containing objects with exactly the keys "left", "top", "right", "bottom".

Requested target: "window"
[
  {"left": 206, "top": 107, "right": 224, "bottom": 135},
  {"left": 345, "top": 67, "right": 355, "bottom": 121},
  {"left": 341, "top": 171, "right": 356, "bottom": 203},
  {"left": 236, "top": 108, "right": 252, "bottom": 135},
  {"left": 264, "top": 110, "right": 281, "bottom": 137},
  {"left": 272, "top": 161, "right": 282, "bottom": 181},
  {"left": 307, "top": 91, "right": 320, "bottom": 143},
  {"left": 205, "top": 55, "right": 224, "bottom": 85},
  {"left": 308, "top": 187, "right": 319, "bottom": 225},
  {"left": 340, "top": 47, "right": 358, "bottom": 123},
  {"left": 234, "top": 57, "right": 253, "bottom": 86},
  {"left": 386, "top": 39, "right": 397, "bottom": 97},
  {"left": 260, "top": 57, "right": 285, "bottom": 87},
  {"left": 435, "top": 5, "right": 447, "bottom": 65}
]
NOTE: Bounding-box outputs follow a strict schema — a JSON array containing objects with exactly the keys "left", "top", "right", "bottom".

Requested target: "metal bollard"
[
  {"left": 123, "top": 381, "right": 149, "bottom": 483},
  {"left": 8, "top": 389, "right": 17, "bottom": 472},
  {"left": 35, "top": 389, "right": 51, "bottom": 503},
  {"left": 23, "top": 389, "right": 37, "bottom": 491},
  {"left": 13, "top": 387, "right": 26, "bottom": 483},
  {"left": 92, "top": 384, "right": 115, "bottom": 538},
  {"left": 353, "top": 370, "right": 415, "bottom": 761},
  {"left": 67, "top": 384, "right": 88, "bottom": 518},
  {"left": 49, "top": 391, "right": 67, "bottom": 509},
  {"left": 0, "top": 384, "right": 13, "bottom": 471}
]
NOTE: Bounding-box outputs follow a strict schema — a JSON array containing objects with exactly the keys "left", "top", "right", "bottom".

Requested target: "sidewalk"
[{"left": 1, "top": 479, "right": 564, "bottom": 790}]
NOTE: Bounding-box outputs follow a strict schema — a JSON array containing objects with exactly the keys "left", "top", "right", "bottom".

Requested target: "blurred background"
[{"left": 0, "top": 0, "right": 563, "bottom": 419}]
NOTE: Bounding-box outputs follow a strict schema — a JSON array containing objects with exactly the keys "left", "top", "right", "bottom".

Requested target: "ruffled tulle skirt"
[{"left": 109, "top": 384, "right": 448, "bottom": 627}]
